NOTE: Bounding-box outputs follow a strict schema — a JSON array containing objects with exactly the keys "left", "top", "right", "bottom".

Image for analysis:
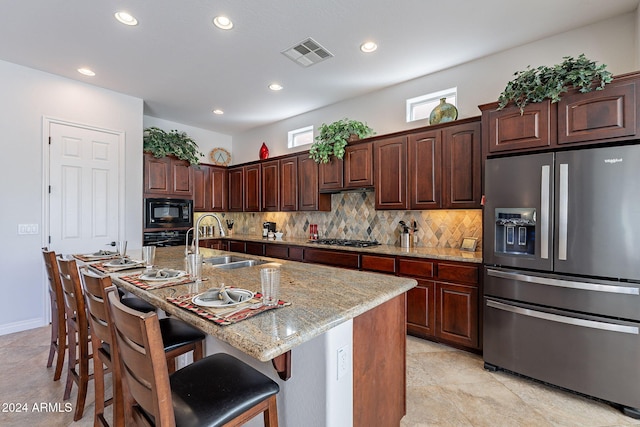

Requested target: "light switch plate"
[{"left": 18, "top": 224, "right": 39, "bottom": 235}]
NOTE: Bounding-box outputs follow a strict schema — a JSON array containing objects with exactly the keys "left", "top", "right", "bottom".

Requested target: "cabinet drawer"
[
  {"left": 304, "top": 248, "right": 360, "bottom": 269},
  {"left": 361, "top": 255, "right": 396, "bottom": 273},
  {"left": 265, "top": 244, "right": 288, "bottom": 259},
  {"left": 398, "top": 258, "right": 434, "bottom": 278},
  {"left": 245, "top": 242, "right": 265, "bottom": 256},
  {"left": 289, "top": 246, "right": 304, "bottom": 261},
  {"left": 437, "top": 262, "right": 479, "bottom": 286},
  {"left": 228, "top": 240, "right": 246, "bottom": 253}
]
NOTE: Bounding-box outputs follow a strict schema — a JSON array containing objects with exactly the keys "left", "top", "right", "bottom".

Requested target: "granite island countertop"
[
  {"left": 204, "top": 234, "right": 483, "bottom": 264},
  {"left": 111, "top": 246, "right": 417, "bottom": 362}
]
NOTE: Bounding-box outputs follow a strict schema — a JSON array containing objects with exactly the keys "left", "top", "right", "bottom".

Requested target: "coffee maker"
[{"left": 262, "top": 221, "right": 276, "bottom": 238}]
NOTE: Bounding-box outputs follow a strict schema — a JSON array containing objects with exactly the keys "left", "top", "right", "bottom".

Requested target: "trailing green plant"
[
  {"left": 143, "top": 127, "right": 203, "bottom": 165},
  {"left": 309, "top": 118, "right": 374, "bottom": 164},
  {"left": 497, "top": 54, "right": 613, "bottom": 113}
]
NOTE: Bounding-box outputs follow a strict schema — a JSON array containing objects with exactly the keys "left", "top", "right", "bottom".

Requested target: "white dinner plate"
[
  {"left": 83, "top": 250, "right": 117, "bottom": 259},
  {"left": 139, "top": 269, "right": 186, "bottom": 282},
  {"left": 192, "top": 289, "right": 254, "bottom": 308},
  {"left": 104, "top": 258, "right": 141, "bottom": 268}
]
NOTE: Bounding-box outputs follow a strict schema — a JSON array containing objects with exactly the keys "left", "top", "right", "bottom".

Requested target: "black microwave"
[{"left": 144, "top": 198, "right": 193, "bottom": 229}]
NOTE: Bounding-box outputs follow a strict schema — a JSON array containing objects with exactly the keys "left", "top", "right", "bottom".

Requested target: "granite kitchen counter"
[
  {"left": 203, "top": 234, "right": 483, "bottom": 264},
  {"left": 112, "top": 246, "right": 417, "bottom": 362}
]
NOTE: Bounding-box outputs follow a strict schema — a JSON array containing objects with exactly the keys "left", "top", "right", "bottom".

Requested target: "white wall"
[
  {"left": 232, "top": 13, "right": 638, "bottom": 163},
  {"left": 0, "top": 59, "right": 143, "bottom": 335},
  {"left": 143, "top": 116, "right": 232, "bottom": 163}
]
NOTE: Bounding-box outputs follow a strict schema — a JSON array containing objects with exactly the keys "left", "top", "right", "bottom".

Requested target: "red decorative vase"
[{"left": 259, "top": 142, "right": 269, "bottom": 160}]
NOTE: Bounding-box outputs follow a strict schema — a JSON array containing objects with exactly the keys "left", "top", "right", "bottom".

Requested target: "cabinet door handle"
[{"left": 487, "top": 299, "right": 639, "bottom": 334}]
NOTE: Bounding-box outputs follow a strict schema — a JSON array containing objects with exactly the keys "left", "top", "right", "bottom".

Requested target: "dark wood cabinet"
[
  {"left": 374, "top": 136, "right": 408, "bottom": 210},
  {"left": 406, "top": 119, "right": 481, "bottom": 209},
  {"left": 303, "top": 248, "right": 360, "bottom": 269},
  {"left": 261, "top": 160, "right": 280, "bottom": 211},
  {"left": 408, "top": 130, "right": 441, "bottom": 209},
  {"left": 298, "top": 154, "right": 331, "bottom": 211},
  {"left": 344, "top": 142, "right": 373, "bottom": 189},
  {"left": 244, "top": 164, "right": 261, "bottom": 212},
  {"left": 143, "top": 153, "right": 193, "bottom": 197},
  {"left": 558, "top": 78, "right": 637, "bottom": 145},
  {"left": 399, "top": 257, "right": 480, "bottom": 350},
  {"left": 361, "top": 254, "right": 396, "bottom": 274},
  {"left": 318, "top": 141, "right": 373, "bottom": 192},
  {"left": 245, "top": 242, "right": 265, "bottom": 256},
  {"left": 482, "top": 72, "right": 640, "bottom": 156},
  {"left": 193, "top": 164, "right": 227, "bottom": 212},
  {"left": 227, "top": 166, "right": 244, "bottom": 212},
  {"left": 442, "top": 121, "right": 482, "bottom": 208},
  {"left": 280, "top": 156, "right": 298, "bottom": 211},
  {"left": 265, "top": 244, "right": 289, "bottom": 259},
  {"left": 318, "top": 157, "right": 344, "bottom": 192}
]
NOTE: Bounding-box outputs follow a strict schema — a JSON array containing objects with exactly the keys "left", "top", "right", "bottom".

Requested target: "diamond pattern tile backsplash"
[{"left": 196, "top": 190, "right": 482, "bottom": 249}]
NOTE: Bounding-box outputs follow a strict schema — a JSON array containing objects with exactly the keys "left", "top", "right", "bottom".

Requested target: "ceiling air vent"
[{"left": 282, "top": 37, "right": 333, "bottom": 67}]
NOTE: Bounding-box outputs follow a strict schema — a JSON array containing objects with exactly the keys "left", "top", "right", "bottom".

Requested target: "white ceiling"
[{"left": 0, "top": 0, "right": 638, "bottom": 136}]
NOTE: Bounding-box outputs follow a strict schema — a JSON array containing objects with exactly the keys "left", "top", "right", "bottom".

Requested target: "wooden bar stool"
[
  {"left": 42, "top": 249, "right": 66, "bottom": 381},
  {"left": 105, "top": 285, "right": 280, "bottom": 427},
  {"left": 82, "top": 270, "right": 207, "bottom": 427},
  {"left": 57, "top": 256, "right": 93, "bottom": 421}
]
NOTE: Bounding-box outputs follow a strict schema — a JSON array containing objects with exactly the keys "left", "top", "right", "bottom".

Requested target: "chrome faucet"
[
  {"left": 193, "top": 214, "right": 226, "bottom": 256},
  {"left": 185, "top": 227, "right": 195, "bottom": 256}
]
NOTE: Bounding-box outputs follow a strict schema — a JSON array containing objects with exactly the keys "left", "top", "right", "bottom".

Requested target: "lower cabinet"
[{"left": 399, "top": 257, "right": 480, "bottom": 350}]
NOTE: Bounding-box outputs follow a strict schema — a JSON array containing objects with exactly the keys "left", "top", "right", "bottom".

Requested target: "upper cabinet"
[
  {"left": 193, "top": 164, "right": 227, "bottom": 212},
  {"left": 143, "top": 153, "right": 193, "bottom": 197},
  {"left": 298, "top": 154, "right": 331, "bottom": 211},
  {"left": 374, "top": 136, "right": 408, "bottom": 210},
  {"left": 280, "top": 156, "right": 298, "bottom": 211},
  {"left": 244, "top": 164, "right": 261, "bottom": 212},
  {"left": 261, "top": 160, "right": 280, "bottom": 211},
  {"left": 227, "top": 166, "right": 244, "bottom": 212},
  {"left": 375, "top": 118, "right": 481, "bottom": 210},
  {"left": 319, "top": 142, "right": 373, "bottom": 192},
  {"left": 481, "top": 71, "right": 640, "bottom": 156}
]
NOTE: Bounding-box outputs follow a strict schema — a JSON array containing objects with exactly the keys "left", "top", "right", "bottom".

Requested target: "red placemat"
[
  {"left": 167, "top": 293, "right": 291, "bottom": 325},
  {"left": 73, "top": 253, "right": 120, "bottom": 262},
  {"left": 89, "top": 261, "right": 145, "bottom": 274}
]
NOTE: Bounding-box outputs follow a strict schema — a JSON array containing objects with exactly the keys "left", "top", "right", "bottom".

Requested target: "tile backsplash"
[{"left": 196, "top": 190, "right": 482, "bottom": 249}]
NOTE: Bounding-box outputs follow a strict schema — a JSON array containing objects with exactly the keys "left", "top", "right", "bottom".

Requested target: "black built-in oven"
[{"left": 144, "top": 198, "right": 193, "bottom": 230}]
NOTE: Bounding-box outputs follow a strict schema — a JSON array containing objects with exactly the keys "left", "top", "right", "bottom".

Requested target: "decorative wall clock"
[{"left": 209, "top": 147, "right": 231, "bottom": 166}]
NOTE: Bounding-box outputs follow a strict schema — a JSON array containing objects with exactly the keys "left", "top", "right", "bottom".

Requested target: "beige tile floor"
[{"left": 0, "top": 327, "right": 639, "bottom": 426}]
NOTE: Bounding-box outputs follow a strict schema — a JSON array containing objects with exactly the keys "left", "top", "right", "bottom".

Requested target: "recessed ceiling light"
[
  {"left": 77, "top": 68, "right": 95, "bottom": 77},
  {"left": 212, "top": 109, "right": 224, "bottom": 115},
  {"left": 269, "top": 83, "right": 283, "bottom": 91},
  {"left": 360, "top": 41, "right": 378, "bottom": 53},
  {"left": 114, "top": 11, "right": 138, "bottom": 26},
  {"left": 213, "top": 16, "right": 233, "bottom": 30}
]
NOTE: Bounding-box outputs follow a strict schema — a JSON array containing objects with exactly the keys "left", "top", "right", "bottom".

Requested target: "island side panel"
[{"left": 353, "top": 293, "right": 407, "bottom": 426}]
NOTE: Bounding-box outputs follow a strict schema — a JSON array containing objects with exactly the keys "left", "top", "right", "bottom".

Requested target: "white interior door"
[{"left": 48, "top": 121, "right": 122, "bottom": 255}]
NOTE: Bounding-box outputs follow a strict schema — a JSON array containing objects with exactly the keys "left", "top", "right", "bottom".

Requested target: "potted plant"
[
  {"left": 309, "top": 118, "right": 374, "bottom": 164},
  {"left": 497, "top": 54, "right": 613, "bottom": 113},
  {"left": 143, "top": 127, "right": 203, "bottom": 165}
]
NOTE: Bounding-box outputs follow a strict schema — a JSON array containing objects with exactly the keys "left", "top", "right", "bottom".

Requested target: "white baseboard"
[{"left": 0, "top": 317, "right": 47, "bottom": 336}]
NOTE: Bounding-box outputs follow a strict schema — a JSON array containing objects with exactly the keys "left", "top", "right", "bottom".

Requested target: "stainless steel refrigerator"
[{"left": 483, "top": 143, "right": 640, "bottom": 417}]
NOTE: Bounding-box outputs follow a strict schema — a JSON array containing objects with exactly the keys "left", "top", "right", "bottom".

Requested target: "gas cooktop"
[{"left": 309, "top": 238, "right": 381, "bottom": 248}]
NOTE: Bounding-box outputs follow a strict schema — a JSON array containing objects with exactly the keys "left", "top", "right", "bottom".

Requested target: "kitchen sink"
[
  {"left": 203, "top": 256, "right": 266, "bottom": 270},
  {"left": 212, "top": 260, "right": 265, "bottom": 270}
]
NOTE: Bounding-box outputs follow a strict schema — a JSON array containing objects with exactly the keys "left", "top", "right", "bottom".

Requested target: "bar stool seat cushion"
[
  {"left": 169, "top": 353, "right": 280, "bottom": 427},
  {"left": 120, "top": 296, "right": 156, "bottom": 313},
  {"left": 159, "top": 318, "right": 207, "bottom": 353}
]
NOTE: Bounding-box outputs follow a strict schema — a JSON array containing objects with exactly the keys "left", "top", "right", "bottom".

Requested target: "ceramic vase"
[
  {"left": 259, "top": 142, "right": 269, "bottom": 160},
  {"left": 429, "top": 98, "right": 458, "bottom": 125}
]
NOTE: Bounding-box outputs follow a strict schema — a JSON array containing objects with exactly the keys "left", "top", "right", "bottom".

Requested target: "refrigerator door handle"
[
  {"left": 558, "top": 163, "right": 569, "bottom": 260},
  {"left": 486, "top": 299, "right": 639, "bottom": 334},
  {"left": 540, "top": 165, "right": 550, "bottom": 259},
  {"left": 487, "top": 268, "right": 640, "bottom": 295}
]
